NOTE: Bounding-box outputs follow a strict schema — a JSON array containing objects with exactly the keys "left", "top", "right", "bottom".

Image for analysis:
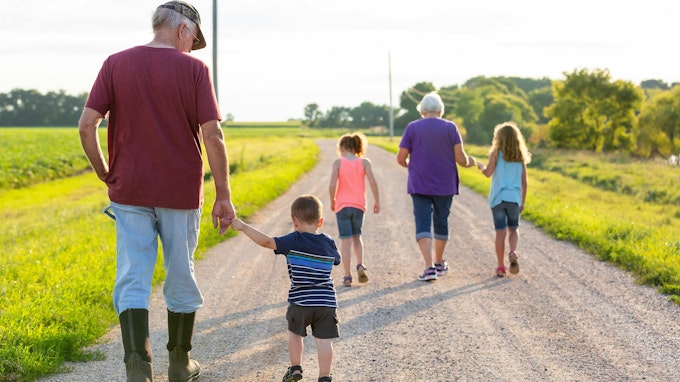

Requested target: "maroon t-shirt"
[{"left": 86, "top": 46, "right": 221, "bottom": 209}]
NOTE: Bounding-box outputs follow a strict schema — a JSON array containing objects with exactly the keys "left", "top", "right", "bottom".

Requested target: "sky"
[{"left": 1, "top": 0, "right": 678, "bottom": 122}]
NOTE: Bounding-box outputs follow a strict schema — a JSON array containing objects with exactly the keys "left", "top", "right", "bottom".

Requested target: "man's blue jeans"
[{"left": 109, "top": 202, "right": 203, "bottom": 315}]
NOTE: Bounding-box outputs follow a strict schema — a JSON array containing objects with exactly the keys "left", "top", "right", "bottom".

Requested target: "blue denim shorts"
[
  {"left": 335, "top": 207, "right": 364, "bottom": 239},
  {"left": 491, "top": 201, "right": 520, "bottom": 230},
  {"left": 411, "top": 194, "right": 453, "bottom": 241}
]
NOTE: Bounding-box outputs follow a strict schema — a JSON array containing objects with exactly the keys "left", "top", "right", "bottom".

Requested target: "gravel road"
[{"left": 42, "top": 139, "right": 680, "bottom": 382}]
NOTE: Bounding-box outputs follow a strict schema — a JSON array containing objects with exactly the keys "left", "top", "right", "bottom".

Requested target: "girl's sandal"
[
  {"left": 282, "top": 365, "right": 303, "bottom": 382},
  {"left": 508, "top": 251, "right": 520, "bottom": 274},
  {"left": 342, "top": 276, "right": 352, "bottom": 287},
  {"left": 495, "top": 266, "right": 507, "bottom": 278},
  {"left": 356, "top": 263, "right": 369, "bottom": 283}
]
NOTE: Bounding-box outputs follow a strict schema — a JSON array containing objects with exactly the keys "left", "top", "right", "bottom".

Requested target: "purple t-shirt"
[{"left": 399, "top": 117, "right": 462, "bottom": 196}]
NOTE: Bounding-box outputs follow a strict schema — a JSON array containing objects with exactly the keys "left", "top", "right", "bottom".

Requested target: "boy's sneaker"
[
  {"left": 418, "top": 267, "right": 437, "bottom": 281},
  {"left": 435, "top": 260, "right": 449, "bottom": 276}
]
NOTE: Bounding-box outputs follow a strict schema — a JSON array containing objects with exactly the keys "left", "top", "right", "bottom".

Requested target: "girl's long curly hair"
[
  {"left": 489, "top": 121, "right": 531, "bottom": 164},
  {"left": 337, "top": 132, "right": 368, "bottom": 157}
]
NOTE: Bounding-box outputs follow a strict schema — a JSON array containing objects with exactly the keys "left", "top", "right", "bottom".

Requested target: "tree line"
[
  {"left": 1, "top": 69, "right": 678, "bottom": 158},
  {"left": 0, "top": 89, "right": 88, "bottom": 127},
  {"left": 304, "top": 69, "right": 679, "bottom": 158}
]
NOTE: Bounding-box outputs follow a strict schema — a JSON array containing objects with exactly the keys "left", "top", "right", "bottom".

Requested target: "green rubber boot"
[
  {"left": 119, "top": 308, "right": 154, "bottom": 382},
  {"left": 167, "top": 310, "right": 201, "bottom": 382}
]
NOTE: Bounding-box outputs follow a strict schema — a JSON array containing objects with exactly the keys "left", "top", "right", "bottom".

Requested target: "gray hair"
[
  {"left": 152, "top": 7, "right": 196, "bottom": 32},
  {"left": 417, "top": 92, "right": 445, "bottom": 114}
]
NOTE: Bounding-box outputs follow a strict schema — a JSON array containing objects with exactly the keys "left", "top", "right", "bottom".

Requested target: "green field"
[
  {"left": 2, "top": 127, "right": 679, "bottom": 381},
  {"left": 0, "top": 126, "right": 349, "bottom": 381}
]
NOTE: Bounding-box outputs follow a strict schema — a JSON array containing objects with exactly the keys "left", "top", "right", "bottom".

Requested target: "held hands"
[
  {"left": 230, "top": 218, "right": 244, "bottom": 231},
  {"left": 212, "top": 198, "right": 236, "bottom": 235}
]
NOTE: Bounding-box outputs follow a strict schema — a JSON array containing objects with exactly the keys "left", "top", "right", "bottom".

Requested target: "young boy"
[{"left": 231, "top": 194, "right": 340, "bottom": 382}]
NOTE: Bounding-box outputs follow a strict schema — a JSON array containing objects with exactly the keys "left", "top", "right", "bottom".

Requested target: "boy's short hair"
[{"left": 291, "top": 194, "right": 323, "bottom": 224}]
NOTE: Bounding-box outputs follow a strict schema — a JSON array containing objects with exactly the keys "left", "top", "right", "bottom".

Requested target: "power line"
[{"left": 403, "top": 87, "right": 458, "bottom": 109}]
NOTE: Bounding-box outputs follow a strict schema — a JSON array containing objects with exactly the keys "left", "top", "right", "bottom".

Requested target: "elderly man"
[{"left": 78, "top": 2, "right": 235, "bottom": 381}]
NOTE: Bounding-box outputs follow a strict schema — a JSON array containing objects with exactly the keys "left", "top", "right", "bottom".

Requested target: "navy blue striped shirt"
[{"left": 274, "top": 231, "right": 341, "bottom": 308}]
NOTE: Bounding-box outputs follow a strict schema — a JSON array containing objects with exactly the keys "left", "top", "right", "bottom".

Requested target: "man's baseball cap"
[{"left": 158, "top": 1, "right": 206, "bottom": 50}]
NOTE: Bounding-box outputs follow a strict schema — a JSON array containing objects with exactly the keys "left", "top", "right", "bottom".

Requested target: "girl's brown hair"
[
  {"left": 337, "top": 132, "right": 368, "bottom": 157},
  {"left": 489, "top": 121, "right": 532, "bottom": 164}
]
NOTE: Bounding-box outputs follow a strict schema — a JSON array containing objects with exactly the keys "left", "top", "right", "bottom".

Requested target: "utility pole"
[
  {"left": 212, "top": 0, "right": 218, "bottom": 102},
  {"left": 388, "top": 50, "right": 394, "bottom": 141}
]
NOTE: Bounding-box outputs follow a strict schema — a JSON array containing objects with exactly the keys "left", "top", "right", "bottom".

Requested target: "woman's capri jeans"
[{"left": 411, "top": 193, "right": 453, "bottom": 241}]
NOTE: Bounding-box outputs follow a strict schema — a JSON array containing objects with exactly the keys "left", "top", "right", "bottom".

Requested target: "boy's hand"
[{"left": 231, "top": 218, "right": 244, "bottom": 231}]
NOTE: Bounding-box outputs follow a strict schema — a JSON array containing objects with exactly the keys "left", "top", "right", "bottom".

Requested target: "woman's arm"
[
  {"left": 454, "top": 142, "right": 477, "bottom": 168},
  {"left": 396, "top": 147, "right": 409, "bottom": 167}
]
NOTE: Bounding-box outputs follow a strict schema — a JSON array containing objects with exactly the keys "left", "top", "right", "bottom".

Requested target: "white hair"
[
  {"left": 152, "top": 7, "right": 196, "bottom": 32},
  {"left": 416, "top": 92, "right": 445, "bottom": 114}
]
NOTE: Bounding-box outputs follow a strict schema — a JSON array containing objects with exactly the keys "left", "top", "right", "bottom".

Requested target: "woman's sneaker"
[
  {"left": 418, "top": 267, "right": 437, "bottom": 281},
  {"left": 435, "top": 260, "right": 449, "bottom": 276}
]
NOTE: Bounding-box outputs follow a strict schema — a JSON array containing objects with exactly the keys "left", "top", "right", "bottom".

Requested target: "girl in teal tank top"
[{"left": 477, "top": 122, "right": 531, "bottom": 278}]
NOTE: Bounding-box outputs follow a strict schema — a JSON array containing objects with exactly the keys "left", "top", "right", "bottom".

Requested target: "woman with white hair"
[{"left": 397, "top": 92, "right": 478, "bottom": 281}]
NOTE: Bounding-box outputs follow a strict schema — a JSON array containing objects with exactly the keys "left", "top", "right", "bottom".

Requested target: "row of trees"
[
  {"left": 304, "top": 102, "right": 391, "bottom": 129},
  {"left": 303, "top": 70, "right": 679, "bottom": 158},
  {"left": 2, "top": 70, "right": 678, "bottom": 158},
  {"left": 0, "top": 89, "right": 87, "bottom": 127}
]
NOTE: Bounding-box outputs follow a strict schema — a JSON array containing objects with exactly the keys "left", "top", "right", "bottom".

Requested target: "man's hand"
[{"left": 212, "top": 198, "right": 236, "bottom": 235}]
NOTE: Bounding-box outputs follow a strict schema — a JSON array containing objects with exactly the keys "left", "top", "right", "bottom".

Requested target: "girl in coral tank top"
[{"left": 328, "top": 132, "right": 381, "bottom": 287}]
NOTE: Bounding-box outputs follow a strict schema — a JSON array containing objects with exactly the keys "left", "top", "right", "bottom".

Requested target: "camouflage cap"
[{"left": 158, "top": 1, "right": 206, "bottom": 50}]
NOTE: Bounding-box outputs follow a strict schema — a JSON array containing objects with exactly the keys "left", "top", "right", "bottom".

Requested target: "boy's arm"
[{"left": 231, "top": 218, "right": 277, "bottom": 250}]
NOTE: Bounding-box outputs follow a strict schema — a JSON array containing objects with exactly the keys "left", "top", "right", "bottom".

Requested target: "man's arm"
[
  {"left": 201, "top": 120, "right": 235, "bottom": 235},
  {"left": 78, "top": 107, "right": 109, "bottom": 182}
]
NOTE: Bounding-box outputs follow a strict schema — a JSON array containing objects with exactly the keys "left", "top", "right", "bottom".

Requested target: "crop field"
[
  {"left": 2, "top": 128, "right": 679, "bottom": 381},
  {"left": 0, "top": 128, "right": 106, "bottom": 189}
]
